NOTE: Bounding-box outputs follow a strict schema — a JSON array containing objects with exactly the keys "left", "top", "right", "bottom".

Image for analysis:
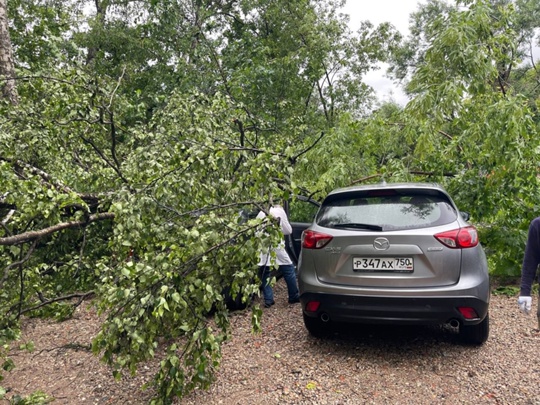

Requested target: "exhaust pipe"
[
  {"left": 320, "top": 313, "right": 330, "bottom": 322},
  {"left": 448, "top": 319, "right": 460, "bottom": 328}
]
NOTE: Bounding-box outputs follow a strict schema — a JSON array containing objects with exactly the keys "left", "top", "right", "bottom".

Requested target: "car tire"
[
  {"left": 303, "top": 312, "right": 330, "bottom": 338},
  {"left": 459, "top": 312, "right": 489, "bottom": 345}
]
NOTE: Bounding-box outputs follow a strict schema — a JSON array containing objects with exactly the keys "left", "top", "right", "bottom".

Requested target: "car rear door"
[
  {"left": 302, "top": 188, "right": 463, "bottom": 288},
  {"left": 304, "top": 225, "right": 462, "bottom": 288},
  {"left": 284, "top": 197, "right": 320, "bottom": 266}
]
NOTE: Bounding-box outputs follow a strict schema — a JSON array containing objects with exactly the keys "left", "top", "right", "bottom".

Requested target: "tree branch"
[
  {"left": 0, "top": 239, "right": 38, "bottom": 290},
  {"left": 350, "top": 173, "right": 384, "bottom": 185},
  {"left": 1, "top": 157, "right": 74, "bottom": 194},
  {"left": 0, "top": 212, "right": 115, "bottom": 246},
  {"left": 1, "top": 209, "right": 15, "bottom": 232},
  {"left": 436, "top": 129, "right": 464, "bottom": 154},
  {"left": 19, "top": 291, "right": 95, "bottom": 315},
  {"left": 107, "top": 68, "right": 125, "bottom": 170},
  {"left": 349, "top": 170, "right": 456, "bottom": 186},
  {"left": 290, "top": 132, "right": 325, "bottom": 164},
  {"left": 233, "top": 119, "right": 246, "bottom": 173},
  {"left": 80, "top": 131, "right": 130, "bottom": 185},
  {"left": 316, "top": 80, "right": 329, "bottom": 122}
]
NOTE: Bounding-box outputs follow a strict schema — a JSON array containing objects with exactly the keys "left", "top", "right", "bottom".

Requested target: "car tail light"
[
  {"left": 458, "top": 307, "right": 480, "bottom": 319},
  {"left": 302, "top": 230, "right": 333, "bottom": 249},
  {"left": 434, "top": 226, "right": 479, "bottom": 248}
]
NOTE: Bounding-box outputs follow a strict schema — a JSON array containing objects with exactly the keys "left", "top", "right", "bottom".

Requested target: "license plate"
[{"left": 353, "top": 257, "right": 414, "bottom": 272}]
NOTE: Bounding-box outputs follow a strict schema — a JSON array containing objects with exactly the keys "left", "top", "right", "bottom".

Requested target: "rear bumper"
[
  {"left": 299, "top": 246, "right": 490, "bottom": 326},
  {"left": 300, "top": 293, "right": 489, "bottom": 326}
]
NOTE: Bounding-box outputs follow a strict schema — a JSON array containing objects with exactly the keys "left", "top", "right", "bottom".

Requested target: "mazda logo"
[{"left": 373, "top": 237, "right": 390, "bottom": 251}]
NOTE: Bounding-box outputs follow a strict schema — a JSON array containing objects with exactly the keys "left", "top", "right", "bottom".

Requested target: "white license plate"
[{"left": 353, "top": 257, "right": 414, "bottom": 272}]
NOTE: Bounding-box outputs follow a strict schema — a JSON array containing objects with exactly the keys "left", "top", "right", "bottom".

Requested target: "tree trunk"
[
  {"left": 86, "top": 0, "right": 108, "bottom": 65},
  {"left": 0, "top": 0, "right": 18, "bottom": 104}
]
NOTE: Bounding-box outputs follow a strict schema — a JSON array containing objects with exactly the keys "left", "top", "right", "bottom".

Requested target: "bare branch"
[
  {"left": 108, "top": 67, "right": 126, "bottom": 109},
  {"left": 153, "top": 200, "right": 262, "bottom": 219},
  {"left": 1, "top": 157, "right": 75, "bottom": 194},
  {"left": 436, "top": 129, "right": 464, "bottom": 154},
  {"left": 349, "top": 173, "right": 384, "bottom": 185},
  {"left": 496, "top": 72, "right": 508, "bottom": 97},
  {"left": 316, "top": 80, "right": 329, "bottom": 122},
  {"left": 1, "top": 208, "right": 15, "bottom": 232},
  {"left": 233, "top": 119, "right": 246, "bottom": 173},
  {"left": 409, "top": 170, "right": 456, "bottom": 177},
  {"left": 290, "top": 132, "right": 325, "bottom": 164},
  {"left": 19, "top": 291, "right": 95, "bottom": 315},
  {"left": 75, "top": 227, "right": 88, "bottom": 277},
  {"left": 0, "top": 212, "right": 115, "bottom": 246}
]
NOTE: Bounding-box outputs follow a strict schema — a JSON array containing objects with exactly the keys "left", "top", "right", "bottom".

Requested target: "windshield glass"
[{"left": 316, "top": 192, "right": 457, "bottom": 231}]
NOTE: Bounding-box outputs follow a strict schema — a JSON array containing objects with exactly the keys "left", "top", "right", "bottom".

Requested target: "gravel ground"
[{"left": 3, "top": 280, "right": 540, "bottom": 405}]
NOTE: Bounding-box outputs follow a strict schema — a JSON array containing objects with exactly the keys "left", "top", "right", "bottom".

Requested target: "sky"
[
  {"left": 342, "top": 0, "right": 422, "bottom": 105},
  {"left": 343, "top": 1, "right": 540, "bottom": 106}
]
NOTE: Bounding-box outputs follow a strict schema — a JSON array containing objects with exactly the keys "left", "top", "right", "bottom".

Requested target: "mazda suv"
[{"left": 297, "top": 183, "right": 490, "bottom": 345}]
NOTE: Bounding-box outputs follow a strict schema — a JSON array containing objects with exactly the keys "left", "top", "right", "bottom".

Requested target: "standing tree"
[
  {"left": 297, "top": 0, "right": 540, "bottom": 276},
  {"left": 0, "top": 0, "right": 17, "bottom": 104},
  {"left": 354, "top": 0, "right": 540, "bottom": 275},
  {"left": 397, "top": 0, "right": 540, "bottom": 275}
]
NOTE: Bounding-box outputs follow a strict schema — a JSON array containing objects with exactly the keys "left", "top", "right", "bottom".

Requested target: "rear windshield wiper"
[{"left": 333, "top": 223, "right": 383, "bottom": 231}]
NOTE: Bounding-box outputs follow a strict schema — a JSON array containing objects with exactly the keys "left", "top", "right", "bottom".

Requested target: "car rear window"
[{"left": 316, "top": 192, "right": 458, "bottom": 231}]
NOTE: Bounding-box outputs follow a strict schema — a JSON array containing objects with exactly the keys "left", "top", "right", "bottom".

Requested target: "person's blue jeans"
[{"left": 260, "top": 264, "right": 299, "bottom": 304}]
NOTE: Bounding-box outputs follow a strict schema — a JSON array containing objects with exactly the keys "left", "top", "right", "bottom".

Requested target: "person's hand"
[{"left": 518, "top": 296, "right": 532, "bottom": 314}]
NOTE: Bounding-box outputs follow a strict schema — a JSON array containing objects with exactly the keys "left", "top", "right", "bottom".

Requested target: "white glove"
[{"left": 518, "top": 296, "right": 532, "bottom": 315}]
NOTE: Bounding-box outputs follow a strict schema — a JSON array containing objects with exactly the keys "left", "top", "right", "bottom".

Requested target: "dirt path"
[{"left": 3, "top": 282, "right": 539, "bottom": 404}]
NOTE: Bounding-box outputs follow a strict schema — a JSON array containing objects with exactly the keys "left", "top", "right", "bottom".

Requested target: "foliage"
[
  {"left": 492, "top": 283, "right": 537, "bottom": 296},
  {"left": 6, "top": 391, "right": 53, "bottom": 405},
  {"left": 91, "top": 90, "right": 301, "bottom": 400},
  {"left": 492, "top": 285, "right": 521, "bottom": 296},
  {"left": 2, "top": 0, "right": 540, "bottom": 402},
  {"left": 0, "top": 0, "right": 400, "bottom": 402},
  {"left": 398, "top": 0, "right": 540, "bottom": 275},
  {"left": 295, "top": 0, "right": 540, "bottom": 276}
]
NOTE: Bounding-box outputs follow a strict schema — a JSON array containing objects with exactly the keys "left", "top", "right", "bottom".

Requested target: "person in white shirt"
[{"left": 257, "top": 205, "right": 300, "bottom": 308}]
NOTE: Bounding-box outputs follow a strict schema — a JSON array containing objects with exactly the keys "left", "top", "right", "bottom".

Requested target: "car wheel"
[
  {"left": 459, "top": 312, "right": 489, "bottom": 345},
  {"left": 303, "top": 312, "right": 330, "bottom": 338}
]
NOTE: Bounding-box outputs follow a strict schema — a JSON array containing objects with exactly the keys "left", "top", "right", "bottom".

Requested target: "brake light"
[
  {"left": 302, "top": 230, "right": 333, "bottom": 249},
  {"left": 434, "top": 226, "right": 479, "bottom": 248},
  {"left": 367, "top": 189, "right": 398, "bottom": 196}
]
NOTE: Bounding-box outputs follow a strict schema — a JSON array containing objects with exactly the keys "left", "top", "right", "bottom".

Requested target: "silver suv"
[{"left": 297, "top": 183, "right": 490, "bottom": 345}]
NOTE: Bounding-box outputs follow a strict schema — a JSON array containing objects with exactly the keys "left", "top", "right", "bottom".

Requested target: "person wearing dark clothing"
[{"left": 518, "top": 217, "right": 540, "bottom": 326}]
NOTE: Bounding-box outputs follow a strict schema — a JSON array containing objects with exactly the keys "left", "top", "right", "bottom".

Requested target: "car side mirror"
[{"left": 460, "top": 211, "right": 470, "bottom": 221}]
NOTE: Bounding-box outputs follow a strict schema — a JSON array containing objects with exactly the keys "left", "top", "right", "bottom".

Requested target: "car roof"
[{"left": 327, "top": 182, "right": 446, "bottom": 197}]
